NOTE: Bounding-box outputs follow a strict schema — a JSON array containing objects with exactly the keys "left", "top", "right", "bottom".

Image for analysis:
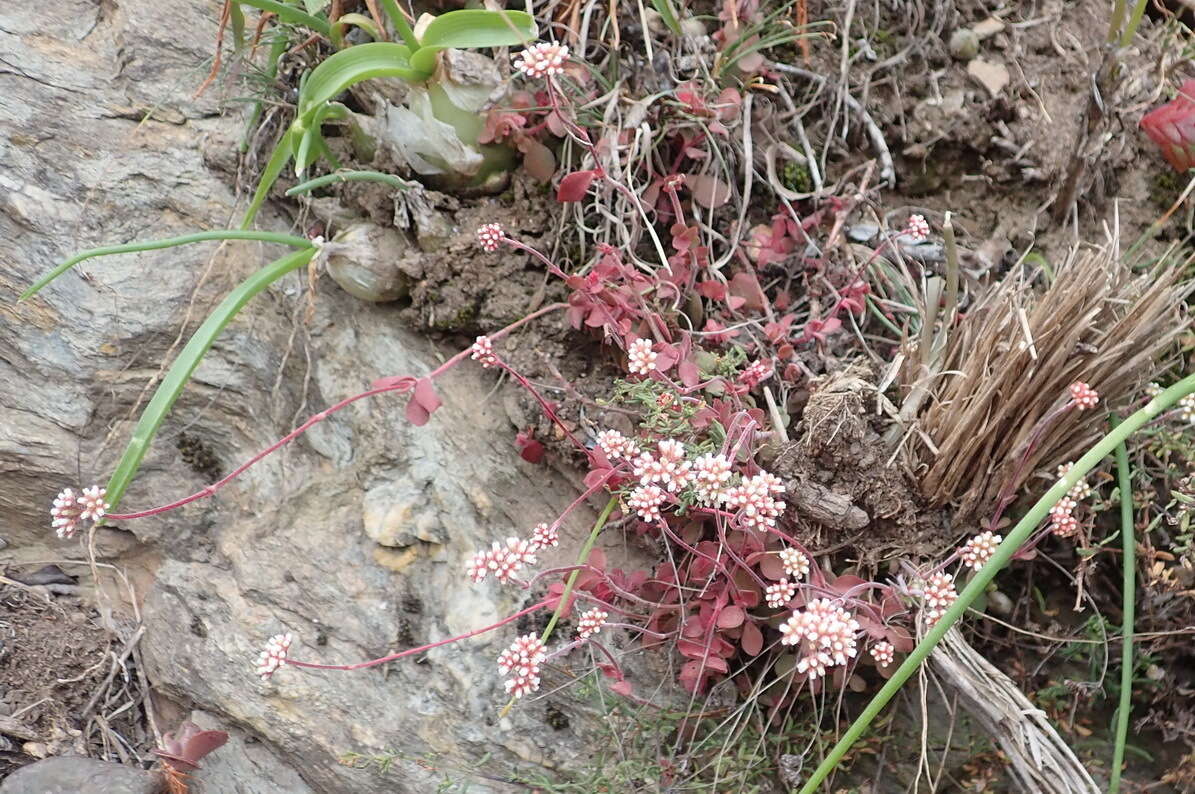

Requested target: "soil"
[{"left": 0, "top": 579, "right": 151, "bottom": 778}]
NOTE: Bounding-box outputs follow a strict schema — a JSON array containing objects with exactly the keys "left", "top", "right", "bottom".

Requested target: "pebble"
[{"left": 0, "top": 756, "right": 159, "bottom": 794}]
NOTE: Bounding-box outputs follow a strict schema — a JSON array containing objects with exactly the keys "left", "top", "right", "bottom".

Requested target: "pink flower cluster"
[
  {"left": 1056, "top": 462, "right": 1092, "bottom": 500},
  {"left": 514, "top": 42, "right": 569, "bottom": 80},
  {"left": 256, "top": 633, "right": 293, "bottom": 681},
  {"left": 466, "top": 536, "right": 537, "bottom": 584},
  {"left": 632, "top": 440, "right": 692, "bottom": 491},
  {"left": 498, "top": 634, "right": 547, "bottom": 698},
  {"left": 530, "top": 522, "right": 559, "bottom": 550},
  {"left": 626, "top": 338, "right": 658, "bottom": 375},
  {"left": 778, "top": 547, "right": 810, "bottom": 579},
  {"left": 959, "top": 531, "right": 1001, "bottom": 570},
  {"left": 902, "top": 214, "right": 930, "bottom": 242},
  {"left": 723, "top": 472, "right": 786, "bottom": 531},
  {"left": 627, "top": 484, "right": 667, "bottom": 522},
  {"left": 921, "top": 572, "right": 958, "bottom": 624},
  {"left": 1049, "top": 495, "right": 1079, "bottom": 537},
  {"left": 596, "top": 429, "right": 640, "bottom": 461},
  {"left": 476, "top": 223, "right": 503, "bottom": 252},
  {"left": 50, "top": 486, "right": 109, "bottom": 539},
  {"left": 471, "top": 335, "right": 497, "bottom": 368},
  {"left": 870, "top": 641, "right": 895, "bottom": 668},
  {"left": 738, "top": 359, "right": 773, "bottom": 390},
  {"left": 778, "top": 598, "right": 860, "bottom": 679},
  {"left": 765, "top": 579, "right": 796, "bottom": 608},
  {"left": 576, "top": 608, "right": 608, "bottom": 640},
  {"left": 691, "top": 453, "right": 733, "bottom": 505},
  {"left": 1068, "top": 381, "right": 1099, "bottom": 411}
]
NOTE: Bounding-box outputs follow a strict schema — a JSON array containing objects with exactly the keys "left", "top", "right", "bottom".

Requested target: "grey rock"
[
  {"left": 1, "top": 0, "right": 621, "bottom": 791},
  {"left": 0, "top": 757, "right": 159, "bottom": 794}
]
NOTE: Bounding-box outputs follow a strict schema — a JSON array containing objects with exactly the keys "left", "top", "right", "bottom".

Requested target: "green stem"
[
  {"left": 1109, "top": 417, "right": 1136, "bottom": 794},
  {"left": 539, "top": 496, "right": 619, "bottom": 644},
  {"left": 20, "top": 230, "right": 311, "bottom": 300},
  {"left": 379, "top": 0, "right": 420, "bottom": 50},
  {"left": 285, "top": 170, "right": 411, "bottom": 196},
  {"left": 1118, "top": 0, "right": 1151, "bottom": 48},
  {"left": 799, "top": 373, "right": 1195, "bottom": 793}
]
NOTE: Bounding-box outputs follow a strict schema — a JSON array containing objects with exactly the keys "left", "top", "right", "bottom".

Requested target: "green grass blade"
[
  {"left": 285, "top": 169, "right": 412, "bottom": 195},
  {"left": 798, "top": 373, "right": 1195, "bottom": 793},
  {"left": 103, "top": 246, "right": 317, "bottom": 510},
  {"left": 1109, "top": 418, "right": 1136, "bottom": 794},
  {"left": 408, "top": 9, "right": 536, "bottom": 74},
  {"left": 241, "top": 127, "right": 296, "bottom": 229},
  {"left": 241, "top": 32, "right": 289, "bottom": 153},
  {"left": 230, "top": 2, "right": 247, "bottom": 49},
  {"left": 20, "top": 230, "right": 311, "bottom": 300},
  {"left": 378, "top": 0, "right": 419, "bottom": 49},
  {"left": 297, "top": 42, "right": 419, "bottom": 120},
  {"left": 650, "top": 0, "right": 683, "bottom": 36},
  {"left": 235, "top": 0, "right": 331, "bottom": 37}
]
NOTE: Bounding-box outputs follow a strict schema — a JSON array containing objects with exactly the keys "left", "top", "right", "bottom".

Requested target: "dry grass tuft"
[
  {"left": 930, "top": 628, "right": 1100, "bottom": 794},
  {"left": 905, "top": 243, "right": 1192, "bottom": 517}
]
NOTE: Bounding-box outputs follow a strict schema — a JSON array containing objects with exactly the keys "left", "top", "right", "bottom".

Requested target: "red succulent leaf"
[
  {"left": 716, "top": 605, "right": 745, "bottom": 629},
  {"left": 740, "top": 620, "right": 764, "bottom": 656},
  {"left": 557, "top": 168, "right": 599, "bottom": 202},
  {"left": 610, "top": 678, "right": 634, "bottom": 697},
  {"left": 686, "top": 174, "right": 731, "bottom": 208},
  {"left": 1140, "top": 79, "right": 1195, "bottom": 173},
  {"left": 515, "top": 430, "right": 545, "bottom": 464},
  {"left": 727, "top": 270, "right": 767, "bottom": 312},
  {"left": 758, "top": 553, "right": 786, "bottom": 581},
  {"left": 520, "top": 138, "right": 557, "bottom": 182}
]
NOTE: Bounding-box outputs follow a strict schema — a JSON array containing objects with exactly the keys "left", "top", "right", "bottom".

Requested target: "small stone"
[
  {"left": 972, "top": 17, "right": 1006, "bottom": 39},
  {"left": 967, "top": 58, "right": 1010, "bottom": 97},
  {"left": 0, "top": 756, "right": 159, "bottom": 794},
  {"left": 949, "top": 28, "right": 980, "bottom": 61}
]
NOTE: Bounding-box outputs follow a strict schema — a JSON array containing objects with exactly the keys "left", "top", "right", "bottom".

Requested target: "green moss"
[
  {"left": 782, "top": 160, "right": 813, "bottom": 194},
  {"left": 1151, "top": 168, "right": 1183, "bottom": 210}
]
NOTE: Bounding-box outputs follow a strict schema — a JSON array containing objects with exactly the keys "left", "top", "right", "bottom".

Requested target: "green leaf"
[
  {"left": 650, "top": 0, "right": 683, "bottom": 36},
  {"left": 234, "top": 0, "right": 331, "bottom": 37},
  {"left": 285, "top": 170, "right": 413, "bottom": 196},
  {"left": 297, "top": 42, "right": 420, "bottom": 121},
  {"left": 302, "top": 0, "right": 329, "bottom": 14},
  {"left": 20, "top": 230, "right": 311, "bottom": 300},
  {"left": 104, "top": 246, "right": 318, "bottom": 511},
  {"left": 409, "top": 9, "right": 536, "bottom": 74},
  {"left": 241, "top": 127, "right": 296, "bottom": 228}
]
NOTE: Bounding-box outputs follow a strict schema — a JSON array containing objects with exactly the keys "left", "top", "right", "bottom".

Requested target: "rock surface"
[
  {"left": 1, "top": 1, "right": 608, "bottom": 791},
  {"left": 0, "top": 756, "right": 159, "bottom": 794}
]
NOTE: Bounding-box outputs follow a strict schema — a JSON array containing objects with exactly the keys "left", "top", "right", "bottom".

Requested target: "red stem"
[{"left": 285, "top": 599, "right": 551, "bottom": 672}]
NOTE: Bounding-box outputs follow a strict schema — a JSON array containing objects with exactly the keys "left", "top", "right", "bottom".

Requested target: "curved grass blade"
[
  {"left": 241, "top": 127, "right": 296, "bottom": 229},
  {"left": 296, "top": 42, "right": 418, "bottom": 120},
  {"left": 330, "top": 12, "right": 382, "bottom": 48},
  {"left": 285, "top": 169, "right": 412, "bottom": 195},
  {"left": 408, "top": 9, "right": 536, "bottom": 75},
  {"left": 103, "top": 246, "right": 318, "bottom": 511},
  {"left": 234, "top": 0, "right": 331, "bottom": 37},
  {"left": 20, "top": 230, "right": 311, "bottom": 300}
]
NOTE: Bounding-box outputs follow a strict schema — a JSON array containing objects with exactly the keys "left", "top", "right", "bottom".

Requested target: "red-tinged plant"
[{"left": 1141, "top": 79, "right": 1195, "bottom": 173}]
